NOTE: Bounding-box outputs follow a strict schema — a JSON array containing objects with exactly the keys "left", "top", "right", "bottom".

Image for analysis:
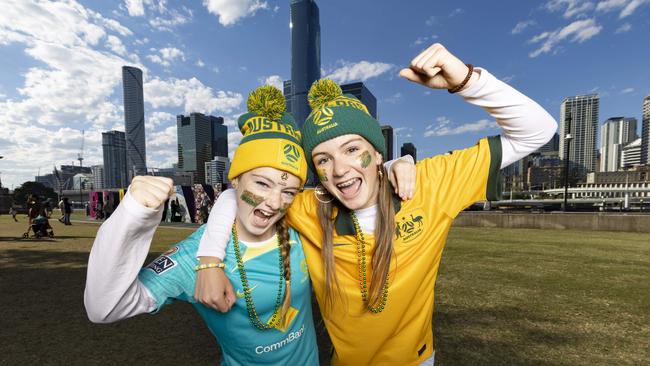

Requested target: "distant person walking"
[
  {"left": 63, "top": 197, "right": 72, "bottom": 225},
  {"left": 58, "top": 198, "right": 65, "bottom": 223},
  {"left": 9, "top": 204, "right": 18, "bottom": 222},
  {"left": 95, "top": 200, "right": 103, "bottom": 220}
]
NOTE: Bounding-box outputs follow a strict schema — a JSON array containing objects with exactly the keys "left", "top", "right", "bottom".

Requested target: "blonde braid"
[{"left": 277, "top": 219, "right": 292, "bottom": 321}]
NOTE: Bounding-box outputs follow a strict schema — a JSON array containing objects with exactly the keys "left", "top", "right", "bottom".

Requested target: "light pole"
[{"left": 563, "top": 115, "right": 573, "bottom": 212}]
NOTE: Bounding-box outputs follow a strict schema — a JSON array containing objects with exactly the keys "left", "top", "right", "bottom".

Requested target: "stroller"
[{"left": 23, "top": 215, "right": 54, "bottom": 239}]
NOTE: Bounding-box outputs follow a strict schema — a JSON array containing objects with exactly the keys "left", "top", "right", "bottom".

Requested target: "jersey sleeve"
[
  {"left": 138, "top": 227, "right": 204, "bottom": 312},
  {"left": 419, "top": 136, "right": 502, "bottom": 218},
  {"left": 286, "top": 190, "right": 321, "bottom": 234}
]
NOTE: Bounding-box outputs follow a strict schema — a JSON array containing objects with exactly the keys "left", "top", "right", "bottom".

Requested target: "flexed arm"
[
  {"left": 84, "top": 176, "right": 172, "bottom": 323},
  {"left": 399, "top": 43, "right": 557, "bottom": 167}
]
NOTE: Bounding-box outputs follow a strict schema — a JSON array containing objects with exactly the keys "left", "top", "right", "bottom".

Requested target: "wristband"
[
  {"left": 448, "top": 63, "right": 474, "bottom": 94},
  {"left": 194, "top": 262, "right": 225, "bottom": 271}
]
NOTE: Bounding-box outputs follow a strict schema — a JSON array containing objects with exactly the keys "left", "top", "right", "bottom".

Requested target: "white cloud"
[
  {"left": 106, "top": 35, "right": 127, "bottom": 56},
  {"left": 512, "top": 20, "right": 537, "bottom": 34},
  {"left": 146, "top": 125, "right": 178, "bottom": 168},
  {"left": 0, "top": 1, "right": 144, "bottom": 187},
  {"left": 596, "top": 0, "right": 628, "bottom": 12},
  {"left": 125, "top": 0, "right": 145, "bottom": 16},
  {"left": 411, "top": 34, "right": 439, "bottom": 47},
  {"left": 228, "top": 131, "right": 243, "bottom": 160},
  {"left": 196, "top": 59, "right": 205, "bottom": 67},
  {"left": 324, "top": 61, "right": 394, "bottom": 84},
  {"left": 202, "top": 0, "right": 270, "bottom": 26},
  {"left": 385, "top": 93, "right": 402, "bottom": 104},
  {"left": 620, "top": 87, "right": 634, "bottom": 94},
  {"left": 596, "top": 0, "right": 650, "bottom": 17},
  {"left": 213, "top": 66, "right": 221, "bottom": 74},
  {"left": 424, "top": 15, "right": 438, "bottom": 26},
  {"left": 146, "top": 111, "right": 175, "bottom": 132},
  {"left": 620, "top": 0, "right": 650, "bottom": 17},
  {"left": 259, "top": 75, "right": 284, "bottom": 90},
  {"left": 528, "top": 18, "right": 602, "bottom": 58},
  {"left": 424, "top": 117, "right": 497, "bottom": 137},
  {"left": 615, "top": 22, "right": 632, "bottom": 32},
  {"left": 501, "top": 75, "right": 516, "bottom": 83},
  {"left": 545, "top": 0, "right": 595, "bottom": 18},
  {"left": 146, "top": 47, "right": 185, "bottom": 67},
  {"left": 149, "top": 8, "right": 192, "bottom": 31},
  {"left": 144, "top": 77, "right": 243, "bottom": 114},
  {"left": 134, "top": 37, "right": 149, "bottom": 45},
  {"left": 449, "top": 8, "right": 464, "bottom": 17}
]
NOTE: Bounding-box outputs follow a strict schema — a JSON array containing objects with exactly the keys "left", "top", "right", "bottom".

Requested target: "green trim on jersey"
[{"left": 486, "top": 135, "right": 503, "bottom": 201}]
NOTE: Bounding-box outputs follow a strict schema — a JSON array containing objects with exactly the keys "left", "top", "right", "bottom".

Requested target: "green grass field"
[{"left": 1, "top": 214, "right": 648, "bottom": 365}]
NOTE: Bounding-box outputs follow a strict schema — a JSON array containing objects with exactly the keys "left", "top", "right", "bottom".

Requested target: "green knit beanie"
[{"left": 301, "top": 79, "right": 386, "bottom": 172}]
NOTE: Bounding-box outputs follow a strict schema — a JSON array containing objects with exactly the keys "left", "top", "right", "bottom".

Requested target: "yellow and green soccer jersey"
[{"left": 287, "top": 136, "right": 501, "bottom": 365}]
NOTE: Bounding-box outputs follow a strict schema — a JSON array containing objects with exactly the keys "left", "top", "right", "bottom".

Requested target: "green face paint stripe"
[
  {"left": 317, "top": 169, "right": 328, "bottom": 182},
  {"left": 359, "top": 150, "right": 372, "bottom": 168},
  {"left": 240, "top": 190, "right": 264, "bottom": 207}
]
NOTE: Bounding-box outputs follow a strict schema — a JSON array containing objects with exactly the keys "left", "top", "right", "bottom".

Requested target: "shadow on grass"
[
  {"left": 434, "top": 304, "right": 580, "bottom": 366},
  {"left": 0, "top": 249, "right": 333, "bottom": 365},
  {"left": 0, "top": 235, "right": 96, "bottom": 242}
]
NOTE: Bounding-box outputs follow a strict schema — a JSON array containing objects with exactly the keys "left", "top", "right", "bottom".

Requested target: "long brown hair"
[{"left": 317, "top": 164, "right": 395, "bottom": 312}]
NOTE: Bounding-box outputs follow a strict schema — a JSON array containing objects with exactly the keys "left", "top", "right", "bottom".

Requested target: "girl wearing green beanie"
[{"left": 196, "top": 43, "right": 557, "bottom": 365}]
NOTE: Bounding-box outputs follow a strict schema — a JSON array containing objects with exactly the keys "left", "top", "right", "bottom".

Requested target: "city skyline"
[{"left": 1, "top": 0, "right": 650, "bottom": 188}]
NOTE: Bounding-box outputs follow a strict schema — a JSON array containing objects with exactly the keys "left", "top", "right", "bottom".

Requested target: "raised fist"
[
  {"left": 399, "top": 43, "right": 477, "bottom": 91},
  {"left": 129, "top": 176, "right": 174, "bottom": 209}
]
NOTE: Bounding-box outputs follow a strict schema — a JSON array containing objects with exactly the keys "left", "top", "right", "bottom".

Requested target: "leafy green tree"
[{"left": 12, "top": 181, "right": 58, "bottom": 205}]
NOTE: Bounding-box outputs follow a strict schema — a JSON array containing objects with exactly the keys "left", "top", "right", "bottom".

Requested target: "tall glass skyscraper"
[
  {"left": 211, "top": 116, "right": 228, "bottom": 158},
  {"left": 102, "top": 130, "right": 128, "bottom": 188},
  {"left": 177, "top": 113, "right": 216, "bottom": 184},
  {"left": 290, "top": 0, "right": 321, "bottom": 127},
  {"left": 122, "top": 66, "right": 147, "bottom": 181},
  {"left": 560, "top": 94, "right": 599, "bottom": 176},
  {"left": 600, "top": 117, "right": 637, "bottom": 172},
  {"left": 641, "top": 95, "right": 650, "bottom": 165}
]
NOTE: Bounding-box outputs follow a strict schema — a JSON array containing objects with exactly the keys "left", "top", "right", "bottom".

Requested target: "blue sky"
[{"left": 1, "top": 0, "right": 649, "bottom": 189}]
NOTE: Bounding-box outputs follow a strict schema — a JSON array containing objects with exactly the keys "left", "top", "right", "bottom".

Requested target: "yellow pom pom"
[
  {"left": 308, "top": 79, "right": 342, "bottom": 110},
  {"left": 247, "top": 85, "right": 286, "bottom": 121}
]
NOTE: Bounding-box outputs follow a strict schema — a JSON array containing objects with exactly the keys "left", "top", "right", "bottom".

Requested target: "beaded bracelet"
[
  {"left": 448, "top": 63, "right": 474, "bottom": 94},
  {"left": 194, "top": 262, "right": 225, "bottom": 271}
]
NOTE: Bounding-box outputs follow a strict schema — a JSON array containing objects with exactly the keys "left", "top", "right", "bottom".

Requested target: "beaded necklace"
[
  {"left": 350, "top": 211, "right": 389, "bottom": 313},
  {"left": 231, "top": 223, "right": 285, "bottom": 330}
]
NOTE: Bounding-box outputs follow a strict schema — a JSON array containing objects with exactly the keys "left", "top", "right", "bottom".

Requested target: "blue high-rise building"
[
  {"left": 290, "top": 0, "right": 321, "bottom": 127},
  {"left": 122, "top": 66, "right": 147, "bottom": 181},
  {"left": 102, "top": 130, "right": 128, "bottom": 188},
  {"left": 341, "top": 82, "right": 377, "bottom": 119},
  {"left": 211, "top": 116, "right": 228, "bottom": 158}
]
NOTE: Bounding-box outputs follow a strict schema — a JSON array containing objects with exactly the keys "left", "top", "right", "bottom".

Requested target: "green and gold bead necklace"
[
  {"left": 231, "top": 223, "right": 285, "bottom": 330},
  {"left": 350, "top": 211, "right": 389, "bottom": 313}
]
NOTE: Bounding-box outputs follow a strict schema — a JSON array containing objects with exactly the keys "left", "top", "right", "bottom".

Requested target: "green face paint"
[
  {"left": 317, "top": 168, "right": 328, "bottom": 182},
  {"left": 279, "top": 202, "right": 291, "bottom": 215},
  {"left": 240, "top": 190, "right": 265, "bottom": 207},
  {"left": 358, "top": 150, "right": 372, "bottom": 169}
]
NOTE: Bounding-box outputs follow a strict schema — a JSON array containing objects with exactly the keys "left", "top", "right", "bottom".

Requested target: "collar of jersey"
[{"left": 334, "top": 191, "right": 401, "bottom": 236}]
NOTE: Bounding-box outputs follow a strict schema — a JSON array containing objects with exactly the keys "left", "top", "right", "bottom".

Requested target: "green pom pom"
[
  {"left": 247, "top": 85, "right": 285, "bottom": 121},
  {"left": 308, "top": 79, "right": 342, "bottom": 110}
]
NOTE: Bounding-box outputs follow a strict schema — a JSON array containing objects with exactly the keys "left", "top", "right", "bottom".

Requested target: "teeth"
[
  {"left": 336, "top": 178, "right": 358, "bottom": 188},
  {"left": 258, "top": 209, "right": 273, "bottom": 217}
]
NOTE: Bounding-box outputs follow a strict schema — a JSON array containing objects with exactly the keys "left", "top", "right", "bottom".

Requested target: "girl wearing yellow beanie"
[{"left": 85, "top": 85, "right": 320, "bottom": 365}]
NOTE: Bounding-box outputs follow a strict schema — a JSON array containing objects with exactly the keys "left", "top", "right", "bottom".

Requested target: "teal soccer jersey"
[{"left": 138, "top": 225, "right": 318, "bottom": 366}]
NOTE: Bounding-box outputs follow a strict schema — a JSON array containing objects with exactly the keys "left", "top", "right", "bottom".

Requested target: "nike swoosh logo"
[{"left": 236, "top": 284, "right": 259, "bottom": 298}]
